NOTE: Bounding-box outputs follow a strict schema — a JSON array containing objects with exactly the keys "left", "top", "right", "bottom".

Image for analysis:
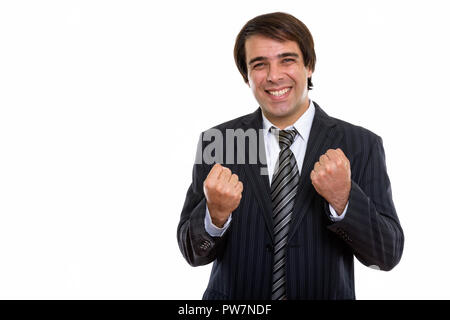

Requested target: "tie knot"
[{"left": 271, "top": 127, "right": 297, "bottom": 149}]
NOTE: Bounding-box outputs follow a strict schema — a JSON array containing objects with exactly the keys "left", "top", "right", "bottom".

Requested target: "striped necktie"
[{"left": 270, "top": 127, "right": 300, "bottom": 300}]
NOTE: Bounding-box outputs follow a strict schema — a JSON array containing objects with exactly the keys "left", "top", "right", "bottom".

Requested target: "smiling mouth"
[{"left": 265, "top": 87, "right": 291, "bottom": 97}]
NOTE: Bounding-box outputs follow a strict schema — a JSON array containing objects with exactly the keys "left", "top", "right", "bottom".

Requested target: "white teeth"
[{"left": 268, "top": 88, "right": 290, "bottom": 96}]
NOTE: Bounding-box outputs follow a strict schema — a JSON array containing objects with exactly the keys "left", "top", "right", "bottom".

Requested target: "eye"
[
  {"left": 282, "top": 58, "right": 295, "bottom": 63},
  {"left": 253, "top": 62, "right": 265, "bottom": 69}
]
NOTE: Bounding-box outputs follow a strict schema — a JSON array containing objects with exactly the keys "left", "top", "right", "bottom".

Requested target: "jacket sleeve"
[
  {"left": 326, "top": 136, "right": 404, "bottom": 271},
  {"left": 176, "top": 134, "right": 229, "bottom": 267}
]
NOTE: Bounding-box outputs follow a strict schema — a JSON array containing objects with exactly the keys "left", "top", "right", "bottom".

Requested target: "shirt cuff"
[
  {"left": 329, "top": 202, "right": 349, "bottom": 222},
  {"left": 204, "top": 205, "right": 232, "bottom": 237}
]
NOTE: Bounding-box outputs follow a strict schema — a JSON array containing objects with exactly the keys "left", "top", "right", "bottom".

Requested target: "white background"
[{"left": 0, "top": 0, "right": 449, "bottom": 299}]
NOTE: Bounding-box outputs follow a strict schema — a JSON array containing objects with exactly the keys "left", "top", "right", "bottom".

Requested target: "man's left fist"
[{"left": 310, "top": 148, "right": 351, "bottom": 215}]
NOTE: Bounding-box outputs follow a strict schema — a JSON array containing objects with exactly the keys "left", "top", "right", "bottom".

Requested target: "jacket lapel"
[
  {"left": 241, "top": 109, "right": 274, "bottom": 241},
  {"left": 287, "top": 102, "right": 343, "bottom": 243}
]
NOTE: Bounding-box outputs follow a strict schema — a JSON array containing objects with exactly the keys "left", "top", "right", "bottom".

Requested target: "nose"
[{"left": 266, "top": 64, "right": 283, "bottom": 83}]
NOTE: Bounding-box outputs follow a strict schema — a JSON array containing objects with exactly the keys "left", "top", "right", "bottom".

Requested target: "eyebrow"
[{"left": 248, "top": 52, "right": 300, "bottom": 66}]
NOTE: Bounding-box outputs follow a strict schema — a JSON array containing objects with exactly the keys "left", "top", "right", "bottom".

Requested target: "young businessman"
[{"left": 177, "top": 12, "right": 404, "bottom": 300}]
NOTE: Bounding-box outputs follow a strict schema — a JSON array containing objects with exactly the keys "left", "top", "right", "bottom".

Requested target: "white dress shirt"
[{"left": 205, "top": 100, "right": 348, "bottom": 237}]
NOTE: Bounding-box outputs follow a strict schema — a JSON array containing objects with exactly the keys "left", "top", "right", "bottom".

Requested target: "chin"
[{"left": 267, "top": 106, "right": 294, "bottom": 117}]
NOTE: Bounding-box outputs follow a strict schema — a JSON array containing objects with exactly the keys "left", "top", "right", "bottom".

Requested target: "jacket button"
[{"left": 200, "top": 240, "right": 211, "bottom": 250}]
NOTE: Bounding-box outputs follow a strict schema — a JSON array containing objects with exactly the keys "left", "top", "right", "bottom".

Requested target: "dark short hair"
[{"left": 234, "top": 12, "right": 316, "bottom": 90}]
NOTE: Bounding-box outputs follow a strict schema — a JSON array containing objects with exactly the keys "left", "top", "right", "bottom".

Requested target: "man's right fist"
[{"left": 203, "top": 163, "right": 243, "bottom": 228}]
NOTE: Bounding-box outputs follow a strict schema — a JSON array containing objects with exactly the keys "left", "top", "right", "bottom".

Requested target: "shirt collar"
[{"left": 261, "top": 99, "right": 316, "bottom": 142}]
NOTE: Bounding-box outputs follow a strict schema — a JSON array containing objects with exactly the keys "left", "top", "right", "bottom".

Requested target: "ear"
[{"left": 306, "top": 67, "right": 313, "bottom": 78}]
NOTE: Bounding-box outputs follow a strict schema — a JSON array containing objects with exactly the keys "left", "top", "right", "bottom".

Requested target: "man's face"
[{"left": 245, "top": 35, "right": 312, "bottom": 128}]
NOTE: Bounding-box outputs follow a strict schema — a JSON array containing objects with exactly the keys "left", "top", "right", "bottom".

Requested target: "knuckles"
[{"left": 222, "top": 167, "right": 232, "bottom": 175}]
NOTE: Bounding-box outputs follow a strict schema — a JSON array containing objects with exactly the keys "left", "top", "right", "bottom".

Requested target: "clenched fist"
[
  {"left": 310, "top": 148, "right": 351, "bottom": 215},
  {"left": 203, "top": 163, "right": 244, "bottom": 228}
]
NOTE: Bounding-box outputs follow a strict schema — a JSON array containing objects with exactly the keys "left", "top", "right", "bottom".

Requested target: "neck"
[{"left": 264, "top": 99, "right": 310, "bottom": 130}]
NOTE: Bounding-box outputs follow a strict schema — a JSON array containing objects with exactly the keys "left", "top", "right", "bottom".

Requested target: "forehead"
[{"left": 245, "top": 35, "right": 302, "bottom": 62}]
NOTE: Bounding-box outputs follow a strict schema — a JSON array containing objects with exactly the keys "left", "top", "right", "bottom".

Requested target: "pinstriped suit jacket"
[{"left": 177, "top": 101, "right": 404, "bottom": 300}]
